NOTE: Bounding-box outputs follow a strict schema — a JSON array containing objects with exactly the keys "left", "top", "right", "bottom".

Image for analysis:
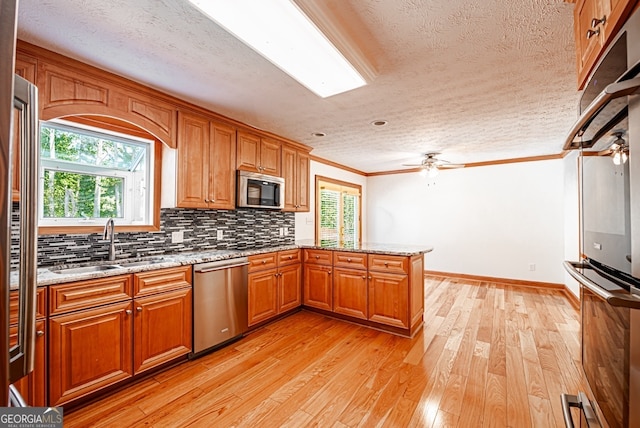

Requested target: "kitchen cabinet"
[
  {"left": 247, "top": 250, "right": 302, "bottom": 327},
  {"left": 48, "top": 266, "right": 192, "bottom": 406},
  {"left": 303, "top": 249, "right": 333, "bottom": 311},
  {"left": 303, "top": 249, "right": 425, "bottom": 336},
  {"left": 237, "top": 131, "right": 281, "bottom": 176},
  {"left": 177, "top": 111, "right": 236, "bottom": 209},
  {"left": 574, "top": 0, "right": 637, "bottom": 88},
  {"left": 133, "top": 287, "right": 192, "bottom": 374},
  {"left": 49, "top": 299, "right": 133, "bottom": 406},
  {"left": 282, "top": 145, "right": 310, "bottom": 212},
  {"left": 9, "top": 288, "right": 47, "bottom": 406}
]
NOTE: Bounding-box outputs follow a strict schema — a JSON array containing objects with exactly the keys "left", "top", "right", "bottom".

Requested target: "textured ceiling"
[{"left": 16, "top": 0, "right": 580, "bottom": 173}]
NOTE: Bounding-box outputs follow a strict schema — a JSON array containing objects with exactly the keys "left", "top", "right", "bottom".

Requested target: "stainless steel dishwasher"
[{"left": 191, "top": 257, "right": 249, "bottom": 357}]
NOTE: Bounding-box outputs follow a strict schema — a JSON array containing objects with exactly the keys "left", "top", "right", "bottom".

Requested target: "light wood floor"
[{"left": 64, "top": 276, "right": 584, "bottom": 427}]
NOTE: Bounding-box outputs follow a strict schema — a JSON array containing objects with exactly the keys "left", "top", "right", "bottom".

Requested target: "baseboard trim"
[
  {"left": 424, "top": 270, "right": 566, "bottom": 289},
  {"left": 425, "top": 270, "right": 581, "bottom": 309}
]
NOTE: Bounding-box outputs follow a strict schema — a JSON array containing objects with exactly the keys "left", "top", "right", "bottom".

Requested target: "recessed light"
[
  {"left": 371, "top": 120, "right": 387, "bottom": 127},
  {"left": 311, "top": 132, "right": 326, "bottom": 137}
]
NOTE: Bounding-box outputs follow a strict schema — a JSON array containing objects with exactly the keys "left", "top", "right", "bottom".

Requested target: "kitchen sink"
[
  {"left": 50, "top": 264, "right": 122, "bottom": 274},
  {"left": 49, "top": 257, "right": 172, "bottom": 274}
]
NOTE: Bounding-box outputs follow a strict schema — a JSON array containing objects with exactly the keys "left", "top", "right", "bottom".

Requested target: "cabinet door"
[
  {"left": 574, "top": 0, "right": 605, "bottom": 88},
  {"left": 10, "top": 321, "right": 46, "bottom": 407},
  {"left": 368, "top": 272, "right": 409, "bottom": 328},
  {"left": 248, "top": 269, "right": 278, "bottom": 326},
  {"left": 296, "top": 151, "right": 310, "bottom": 212},
  {"left": 333, "top": 268, "right": 368, "bottom": 320},
  {"left": 303, "top": 264, "right": 333, "bottom": 311},
  {"left": 177, "top": 111, "right": 210, "bottom": 208},
  {"left": 279, "top": 263, "right": 302, "bottom": 313},
  {"left": 134, "top": 288, "right": 192, "bottom": 374},
  {"left": 237, "top": 131, "right": 261, "bottom": 172},
  {"left": 209, "top": 121, "right": 236, "bottom": 209},
  {"left": 49, "top": 301, "right": 133, "bottom": 406},
  {"left": 260, "top": 137, "right": 281, "bottom": 176},
  {"left": 282, "top": 145, "right": 297, "bottom": 211},
  {"left": 602, "top": 0, "right": 636, "bottom": 40}
]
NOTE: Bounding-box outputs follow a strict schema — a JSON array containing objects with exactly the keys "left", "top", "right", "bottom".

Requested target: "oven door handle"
[
  {"left": 561, "top": 392, "right": 602, "bottom": 428},
  {"left": 563, "top": 261, "right": 640, "bottom": 309},
  {"left": 563, "top": 76, "right": 640, "bottom": 150}
]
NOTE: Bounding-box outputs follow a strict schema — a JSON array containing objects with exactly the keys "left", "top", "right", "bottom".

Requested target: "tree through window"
[{"left": 316, "top": 176, "right": 361, "bottom": 247}]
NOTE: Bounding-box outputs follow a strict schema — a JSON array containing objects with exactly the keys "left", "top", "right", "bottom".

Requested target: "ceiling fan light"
[
  {"left": 622, "top": 151, "right": 628, "bottom": 164},
  {"left": 427, "top": 165, "right": 439, "bottom": 178},
  {"left": 613, "top": 150, "right": 622, "bottom": 165},
  {"left": 419, "top": 168, "right": 428, "bottom": 177}
]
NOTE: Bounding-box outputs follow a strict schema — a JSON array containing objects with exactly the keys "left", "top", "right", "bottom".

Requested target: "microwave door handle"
[
  {"left": 561, "top": 393, "right": 602, "bottom": 428},
  {"left": 563, "top": 261, "right": 640, "bottom": 309},
  {"left": 563, "top": 76, "right": 640, "bottom": 150}
]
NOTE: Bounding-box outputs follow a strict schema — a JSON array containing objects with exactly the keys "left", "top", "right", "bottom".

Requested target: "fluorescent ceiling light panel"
[{"left": 188, "top": 0, "right": 367, "bottom": 97}]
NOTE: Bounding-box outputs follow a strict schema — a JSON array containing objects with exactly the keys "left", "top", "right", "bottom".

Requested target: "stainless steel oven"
[{"left": 563, "top": 7, "right": 640, "bottom": 428}]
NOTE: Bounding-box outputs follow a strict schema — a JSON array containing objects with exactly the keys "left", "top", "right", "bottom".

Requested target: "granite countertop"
[{"left": 14, "top": 242, "right": 433, "bottom": 288}]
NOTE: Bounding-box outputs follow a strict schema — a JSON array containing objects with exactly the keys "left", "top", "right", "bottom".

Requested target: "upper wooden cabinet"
[
  {"left": 574, "top": 0, "right": 637, "bottom": 88},
  {"left": 282, "top": 145, "right": 310, "bottom": 212},
  {"left": 237, "top": 131, "right": 281, "bottom": 176},
  {"left": 176, "top": 111, "right": 236, "bottom": 210}
]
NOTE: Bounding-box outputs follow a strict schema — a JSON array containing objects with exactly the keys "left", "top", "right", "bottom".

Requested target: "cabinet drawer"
[
  {"left": 10, "top": 287, "right": 47, "bottom": 324},
  {"left": 368, "top": 254, "right": 408, "bottom": 274},
  {"left": 50, "top": 275, "right": 132, "bottom": 316},
  {"left": 333, "top": 251, "right": 367, "bottom": 270},
  {"left": 278, "top": 249, "right": 301, "bottom": 266},
  {"left": 134, "top": 266, "right": 192, "bottom": 297},
  {"left": 303, "top": 249, "right": 332, "bottom": 265},
  {"left": 248, "top": 253, "right": 278, "bottom": 272}
]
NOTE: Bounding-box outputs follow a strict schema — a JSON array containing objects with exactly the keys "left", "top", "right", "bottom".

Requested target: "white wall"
[
  {"left": 366, "top": 159, "right": 566, "bottom": 284},
  {"left": 295, "top": 160, "right": 368, "bottom": 241},
  {"left": 563, "top": 152, "right": 580, "bottom": 298}
]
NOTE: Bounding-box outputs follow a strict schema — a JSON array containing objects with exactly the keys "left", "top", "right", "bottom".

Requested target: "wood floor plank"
[{"left": 63, "top": 277, "right": 582, "bottom": 428}]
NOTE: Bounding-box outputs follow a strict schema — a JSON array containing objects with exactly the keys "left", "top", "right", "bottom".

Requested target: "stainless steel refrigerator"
[{"left": 1, "top": 0, "right": 39, "bottom": 406}]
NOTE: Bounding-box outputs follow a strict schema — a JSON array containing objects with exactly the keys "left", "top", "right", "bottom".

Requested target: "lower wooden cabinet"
[
  {"left": 248, "top": 269, "right": 279, "bottom": 326},
  {"left": 47, "top": 266, "right": 193, "bottom": 406},
  {"left": 133, "top": 287, "right": 192, "bottom": 374},
  {"left": 368, "top": 271, "right": 409, "bottom": 328},
  {"left": 49, "top": 301, "right": 133, "bottom": 406},
  {"left": 10, "top": 320, "right": 46, "bottom": 406},
  {"left": 333, "top": 268, "right": 368, "bottom": 320},
  {"left": 303, "top": 264, "right": 333, "bottom": 311},
  {"left": 248, "top": 250, "right": 302, "bottom": 327}
]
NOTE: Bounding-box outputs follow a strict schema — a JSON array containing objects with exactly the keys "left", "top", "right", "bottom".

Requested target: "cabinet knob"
[
  {"left": 591, "top": 16, "right": 606, "bottom": 28},
  {"left": 586, "top": 28, "right": 600, "bottom": 39},
  {"left": 368, "top": 276, "right": 372, "bottom": 280},
  {"left": 126, "top": 309, "right": 132, "bottom": 315},
  {"left": 328, "top": 270, "right": 332, "bottom": 275},
  {"left": 36, "top": 330, "right": 44, "bottom": 337},
  {"left": 288, "top": 256, "right": 292, "bottom": 260},
  {"left": 384, "top": 262, "right": 389, "bottom": 267},
  {"left": 315, "top": 255, "right": 319, "bottom": 259},
  {"left": 204, "top": 199, "right": 209, "bottom": 203},
  {"left": 262, "top": 260, "right": 267, "bottom": 264},
  {"left": 347, "top": 258, "right": 352, "bottom": 262},
  {"left": 362, "top": 275, "right": 366, "bottom": 280},
  {"left": 136, "top": 307, "right": 143, "bottom": 313}
]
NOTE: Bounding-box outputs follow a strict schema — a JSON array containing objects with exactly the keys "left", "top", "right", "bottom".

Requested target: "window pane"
[
  {"left": 342, "top": 193, "right": 358, "bottom": 245},
  {"left": 40, "top": 124, "right": 146, "bottom": 171},
  {"left": 42, "top": 169, "right": 124, "bottom": 219},
  {"left": 319, "top": 189, "right": 339, "bottom": 245}
]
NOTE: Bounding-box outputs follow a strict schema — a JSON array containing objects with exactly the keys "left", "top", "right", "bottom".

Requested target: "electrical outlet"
[
  {"left": 217, "top": 230, "right": 224, "bottom": 240},
  {"left": 171, "top": 231, "right": 184, "bottom": 244},
  {"left": 529, "top": 263, "right": 536, "bottom": 271}
]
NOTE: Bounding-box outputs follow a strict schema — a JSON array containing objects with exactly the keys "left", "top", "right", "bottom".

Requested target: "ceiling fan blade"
[
  {"left": 402, "top": 163, "right": 424, "bottom": 167},
  {"left": 437, "top": 163, "right": 465, "bottom": 169}
]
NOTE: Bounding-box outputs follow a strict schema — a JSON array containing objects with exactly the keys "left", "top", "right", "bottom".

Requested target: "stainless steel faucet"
[{"left": 103, "top": 218, "right": 116, "bottom": 261}]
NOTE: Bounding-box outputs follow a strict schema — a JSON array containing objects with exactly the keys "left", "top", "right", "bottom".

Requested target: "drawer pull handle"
[
  {"left": 586, "top": 28, "right": 600, "bottom": 39},
  {"left": 591, "top": 16, "right": 606, "bottom": 27}
]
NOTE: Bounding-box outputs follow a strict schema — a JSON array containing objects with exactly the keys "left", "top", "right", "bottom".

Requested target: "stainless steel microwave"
[{"left": 236, "top": 170, "right": 284, "bottom": 209}]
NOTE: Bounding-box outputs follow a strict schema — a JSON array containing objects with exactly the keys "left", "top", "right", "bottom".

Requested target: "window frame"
[
  {"left": 315, "top": 175, "right": 362, "bottom": 246},
  {"left": 37, "top": 117, "right": 162, "bottom": 235}
]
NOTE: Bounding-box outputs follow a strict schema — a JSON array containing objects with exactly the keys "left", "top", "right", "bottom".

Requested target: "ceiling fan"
[{"left": 402, "top": 153, "right": 465, "bottom": 177}]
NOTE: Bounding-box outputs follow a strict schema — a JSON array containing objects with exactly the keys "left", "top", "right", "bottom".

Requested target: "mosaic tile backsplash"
[{"left": 10, "top": 203, "right": 295, "bottom": 269}]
